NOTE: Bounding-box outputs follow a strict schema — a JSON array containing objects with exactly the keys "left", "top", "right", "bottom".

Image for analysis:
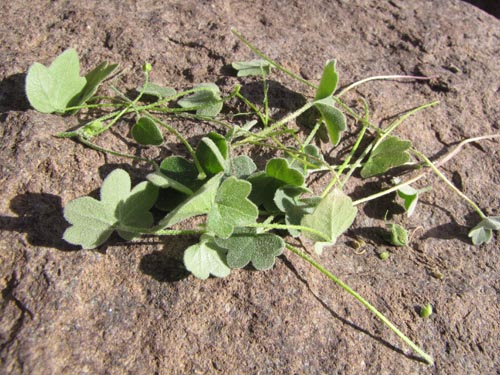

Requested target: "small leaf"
[
  {"left": 178, "top": 83, "right": 222, "bottom": 117},
  {"left": 71, "top": 61, "right": 118, "bottom": 107},
  {"left": 274, "top": 186, "right": 317, "bottom": 237},
  {"left": 132, "top": 117, "right": 163, "bottom": 145},
  {"left": 361, "top": 136, "right": 412, "bottom": 178},
  {"left": 215, "top": 228, "right": 284, "bottom": 270},
  {"left": 158, "top": 173, "right": 223, "bottom": 228},
  {"left": 196, "top": 132, "right": 228, "bottom": 175},
  {"left": 397, "top": 185, "right": 419, "bottom": 217},
  {"left": 314, "top": 97, "right": 347, "bottom": 146},
  {"left": 384, "top": 223, "right": 409, "bottom": 246},
  {"left": 315, "top": 59, "right": 339, "bottom": 100},
  {"left": 184, "top": 235, "right": 230, "bottom": 279},
  {"left": 468, "top": 216, "right": 500, "bottom": 245},
  {"left": 232, "top": 59, "right": 272, "bottom": 77},
  {"left": 146, "top": 171, "right": 193, "bottom": 196},
  {"left": 248, "top": 158, "right": 305, "bottom": 211},
  {"left": 141, "top": 82, "right": 176, "bottom": 98},
  {"left": 228, "top": 155, "right": 257, "bottom": 179},
  {"left": 207, "top": 177, "right": 259, "bottom": 238},
  {"left": 63, "top": 169, "right": 158, "bottom": 249},
  {"left": 26, "top": 48, "right": 86, "bottom": 113},
  {"left": 301, "top": 189, "right": 357, "bottom": 254}
]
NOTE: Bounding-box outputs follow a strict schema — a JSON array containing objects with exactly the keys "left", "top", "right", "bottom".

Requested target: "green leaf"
[
  {"left": 207, "top": 177, "right": 259, "bottom": 238},
  {"left": 228, "top": 155, "right": 257, "bottom": 179},
  {"left": 71, "top": 61, "right": 118, "bottom": 108},
  {"left": 141, "top": 82, "right": 176, "bottom": 98},
  {"left": 314, "top": 97, "right": 347, "bottom": 146},
  {"left": 232, "top": 59, "right": 272, "bottom": 77},
  {"left": 26, "top": 48, "right": 86, "bottom": 114},
  {"left": 384, "top": 222, "right": 409, "bottom": 246},
  {"left": 397, "top": 185, "right": 419, "bottom": 217},
  {"left": 468, "top": 216, "right": 500, "bottom": 245},
  {"left": 196, "top": 132, "right": 228, "bottom": 175},
  {"left": 146, "top": 171, "right": 194, "bottom": 196},
  {"left": 361, "top": 136, "right": 412, "bottom": 178},
  {"left": 301, "top": 189, "right": 357, "bottom": 254},
  {"left": 183, "top": 235, "right": 230, "bottom": 279},
  {"left": 158, "top": 173, "right": 223, "bottom": 228},
  {"left": 178, "top": 83, "right": 222, "bottom": 117},
  {"left": 248, "top": 158, "right": 305, "bottom": 211},
  {"left": 274, "top": 186, "right": 317, "bottom": 237},
  {"left": 63, "top": 169, "right": 158, "bottom": 249},
  {"left": 315, "top": 59, "right": 339, "bottom": 100},
  {"left": 215, "top": 228, "right": 284, "bottom": 270},
  {"left": 132, "top": 117, "right": 163, "bottom": 146}
]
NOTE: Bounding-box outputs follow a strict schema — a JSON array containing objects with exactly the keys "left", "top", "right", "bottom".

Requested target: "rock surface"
[{"left": 0, "top": 1, "right": 499, "bottom": 374}]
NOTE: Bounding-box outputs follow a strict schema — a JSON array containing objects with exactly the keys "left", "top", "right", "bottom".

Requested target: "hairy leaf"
[
  {"left": 63, "top": 169, "right": 158, "bottom": 249},
  {"left": 158, "top": 173, "right": 223, "bottom": 228},
  {"left": 207, "top": 177, "right": 259, "bottom": 238},
  {"left": 361, "top": 136, "right": 412, "bottom": 178},
  {"left": 178, "top": 83, "right": 222, "bottom": 117},
  {"left": 249, "top": 158, "right": 305, "bottom": 211},
  {"left": 141, "top": 82, "right": 176, "bottom": 98},
  {"left": 196, "top": 132, "right": 228, "bottom": 175},
  {"left": 232, "top": 59, "right": 272, "bottom": 77},
  {"left": 26, "top": 48, "right": 86, "bottom": 113},
  {"left": 315, "top": 59, "right": 339, "bottom": 100},
  {"left": 274, "top": 186, "right": 317, "bottom": 237},
  {"left": 314, "top": 97, "right": 347, "bottom": 146},
  {"left": 468, "top": 216, "right": 500, "bottom": 245},
  {"left": 184, "top": 235, "right": 230, "bottom": 279},
  {"left": 215, "top": 228, "right": 284, "bottom": 270},
  {"left": 228, "top": 155, "right": 257, "bottom": 179},
  {"left": 301, "top": 189, "right": 357, "bottom": 254},
  {"left": 384, "top": 222, "right": 409, "bottom": 246},
  {"left": 132, "top": 117, "right": 163, "bottom": 146},
  {"left": 71, "top": 61, "right": 118, "bottom": 108}
]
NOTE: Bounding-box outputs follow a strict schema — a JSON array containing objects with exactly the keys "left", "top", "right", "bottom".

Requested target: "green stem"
[
  {"left": 247, "top": 223, "right": 330, "bottom": 241},
  {"left": 76, "top": 136, "right": 155, "bottom": 164},
  {"left": 337, "top": 75, "right": 435, "bottom": 98},
  {"left": 286, "top": 244, "right": 434, "bottom": 365},
  {"left": 144, "top": 114, "right": 206, "bottom": 179},
  {"left": 412, "top": 150, "right": 487, "bottom": 219},
  {"left": 231, "top": 29, "right": 317, "bottom": 90}
]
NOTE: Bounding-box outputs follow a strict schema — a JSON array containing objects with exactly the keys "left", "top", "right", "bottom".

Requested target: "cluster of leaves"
[{"left": 24, "top": 31, "right": 499, "bottom": 365}]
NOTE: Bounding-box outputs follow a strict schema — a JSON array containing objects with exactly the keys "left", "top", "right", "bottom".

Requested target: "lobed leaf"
[
  {"left": 361, "top": 136, "right": 412, "bottom": 178},
  {"left": 207, "top": 177, "right": 259, "bottom": 238},
  {"left": 26, "top": 48, "right": 86, "bottom": 114},
  {"left": 215, "top": 228, "right": 284, "bottom": 270},
  {"left": 158, "top": 173, "right": 223, "bottom": 228},
  {"left": 301, "top": 189, "right": 357, "bottom": 254},
  {"left": 184, "top": 235, "right": 230, "bottom": 279},
  {"left": 274, "top": 186, "right": 317, "bottom": 237},
  {"left": 63, "top": 169, "right": 158, "bottom": 249},
  {"left": 468, "top": 216, "right": 500, "bottom": 245},
  {"left": 228, "top": 155, "right": 257, "bottom": 179},
  {"left": 178, "top": 83, "right": 223, "bottom": 117}
]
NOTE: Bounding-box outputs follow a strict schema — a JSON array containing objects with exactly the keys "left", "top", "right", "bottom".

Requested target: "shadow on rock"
[
  {"left": 139, "top": 252, "right": 190, "bottom": 282},
  {"left": 1, "top": 193, "right": 78, "bottom": 251},
  {"left": 0, "top": 73, "right": 31, "bottom": 112}
]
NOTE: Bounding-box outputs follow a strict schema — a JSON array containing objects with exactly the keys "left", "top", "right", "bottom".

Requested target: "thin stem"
[
  {"left": 247, "top": 223, "right": 330, "bottom": 241},
  {"left": 231, "top": 29, "right": 317, "bottom": 90},
  {"left": 337, "top": 75, "right": 435, "bottom": 98},
  {"left": 76, "top": 136, "right": 155, "bottom": 165},
  {"left": 412, "top": 149, "right": 487, "bottom": 219},
  {"left": 286, "top": 244, "right": 434, "bottom": 365}
]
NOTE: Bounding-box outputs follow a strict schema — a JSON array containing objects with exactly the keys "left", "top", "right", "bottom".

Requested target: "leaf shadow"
[
  {"left": 1, "top": 193, "right": 78, "bottom": 251},
  {"left": 279, "top": 254, "right": 427, "bottom": 364},
  {"left": 0, "top": 73, "right": 31, "bottom": 112},
  {"left": 139, "top": 237, "right": 195, "bottom": 282}
]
